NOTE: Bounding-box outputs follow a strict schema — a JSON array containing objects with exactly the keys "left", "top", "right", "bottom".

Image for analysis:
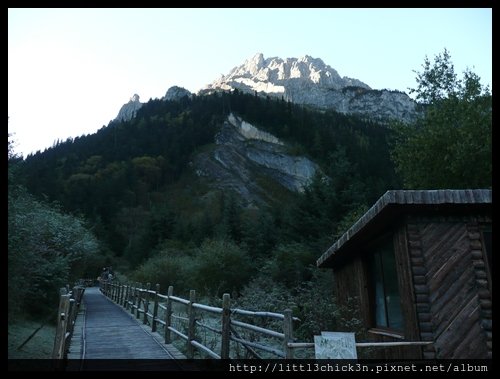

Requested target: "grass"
[{"left": 8, "top": 320, "right": 56, "bottom": 359}]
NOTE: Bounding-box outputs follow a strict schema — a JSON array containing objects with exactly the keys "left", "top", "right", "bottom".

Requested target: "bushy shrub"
[
  {"left": 235, "top": 275, "right": 295, "bottom": 314},
  {"left": 8, "top": 187, "right": 100, "bottom": 321},
  {"left": 192, "top": 239, "right": 253, "bottom": 297},
  {"left": 131, "top": 245, "right": 193, "bottom": 296},
  {"left": 293, "top": 270, "right": 339, "bottom": 340},
  {"left": 262, "top": 243, "right": 316, "bottom": 288}
]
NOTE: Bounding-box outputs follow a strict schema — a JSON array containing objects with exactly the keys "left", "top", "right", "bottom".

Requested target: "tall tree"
[{"left": 390, "top": 49, "right": 492, "bottom": 189}]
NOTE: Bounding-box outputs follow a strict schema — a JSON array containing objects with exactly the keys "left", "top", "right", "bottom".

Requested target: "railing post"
[
  {"left": 283, "top": 309, "right": 293, "bottom": 359},
  {"left": 68, "top": 285, "right": 84, "bottom": 336},
  {"left": 143, "top": 283, "right": 151, "bottom": 325},
  {"left": 118, "top": 282, "right": 121, "bottom": 306},
  {"left": 131, "top": 284, "right": 136, "bottom": 315},
  {"left": 221, "top": 293, "right": 231, "bottom": 359},
  {"left": 118, "top": 283, "right": 125, "bottom": 307},
  {"left": 165, "top": 286, "right": 173, "bottom": 344},
  {"left": 187, "top": 289, "right": 196, "bottom": 359},
  {"left": 66, "top": 298, "right": 76, "bottom": 336},
  {"left": 74, "top": 286, "right": 84, "bottom": 305},
  {"left": 123, "top": 283, "right": 127, "bottom": 307},
  {"left": 152, "top": 284, "right": 160, "bottom": 333},
  {"left": 136, "top": 283, "right": 142, "bottom": 319},
  {"left": 124, "top": 284, "right": 129, "bottom": 309},
  {"left": 52, "top": 288, "right": 71, "bottom": 360}
]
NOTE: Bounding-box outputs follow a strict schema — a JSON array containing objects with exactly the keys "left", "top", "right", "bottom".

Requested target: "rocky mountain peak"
[
  {"left": 163, "top": 86, "right": 192, "bottom": 101},
  {"left": 207, "top": 53, "right": 371, "bottom": 93},
  {"left": 202, "top": 53, "right": 418, "bottom": 123},
  {"left": 114, "top": 94, "right": 144, "bottom": 122}
]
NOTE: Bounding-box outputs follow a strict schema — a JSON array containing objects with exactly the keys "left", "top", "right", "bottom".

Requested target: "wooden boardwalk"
[{"left": 67, "top": 287, "right": 184, "bottom": 369}]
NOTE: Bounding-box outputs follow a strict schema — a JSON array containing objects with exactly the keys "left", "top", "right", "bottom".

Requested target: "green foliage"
[
  {"left": 8, "top": 186, "right": 100, "bottom": 320},
  {"left": 333, "top": 204, "right": 370, "bottom": 240},
  {"left": 235, "top": 270, "right": 362, "bottom": 344},
  {"left": 409, "top": 48, "right": 458, "bottom": 105},
  {"left": 131, "top": 244, "right": 194, "bottom": 296},
  {"left": 262, "top": 243, "right": 316, "bottom": 288},
  {"left": 391, "top": 49, "right": 492, "bottom": 189},
  {"left": 235, "top": 275, "right": 295, "bottom": 313},
  {"left": 282, "top": 147, "right": 370, "bottom": 252},
  {"left": 192, "top": 239, "right": 252, "bottom": 296},
  {"left": 213, "top": 193, "right": 242, "bottom": 242},
  {"left": 240, "top": 208, "right": 277, "bottom": 259},
  {"left": 293, "top": 270, "right": 339, "bottom": 340},
  {"left": 132, "top": 239, "right": 253, "bottom": 298}
]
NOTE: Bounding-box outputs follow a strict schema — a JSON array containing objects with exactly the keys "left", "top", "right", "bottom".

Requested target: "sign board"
[{"left": 314, "top": 332, "right": 357, "bottom": 359}]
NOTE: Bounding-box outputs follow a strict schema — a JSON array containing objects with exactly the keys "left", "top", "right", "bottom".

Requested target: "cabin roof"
[{"left": 317, "top": 189, "right": 491, "bottom": 268}]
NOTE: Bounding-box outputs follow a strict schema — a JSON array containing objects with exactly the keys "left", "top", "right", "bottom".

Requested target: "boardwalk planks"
[{"left": 77, "top": 287, "right": 183, "bottom": 360}]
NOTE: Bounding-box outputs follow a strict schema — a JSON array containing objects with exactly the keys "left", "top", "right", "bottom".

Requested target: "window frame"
[{"left": 363, "top": 232, "right": 413, "bottom": 339}]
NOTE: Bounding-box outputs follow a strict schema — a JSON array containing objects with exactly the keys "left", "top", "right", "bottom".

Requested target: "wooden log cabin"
[{"left": 316, "top": 189, "right": 492, "bottom": 359}]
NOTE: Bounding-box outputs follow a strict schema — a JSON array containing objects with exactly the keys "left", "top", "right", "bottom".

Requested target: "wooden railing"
[
  {"left": 100, "top": 281, "right": 300, "bottom": 359},
  {"left": 98, "top": 281, "right": 432, "bottom": 359},
  {"left": 52, "top": 284, "right": 85, "bottom": 360}
]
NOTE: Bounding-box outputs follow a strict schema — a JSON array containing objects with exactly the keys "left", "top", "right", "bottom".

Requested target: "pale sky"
[{"left": 8, "top": 8, "right": 492, "bottom": 158}]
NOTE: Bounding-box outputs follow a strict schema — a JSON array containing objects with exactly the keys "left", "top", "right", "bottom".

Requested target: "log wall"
[{"left": 408, "top": 215, "right": 491, "bottom": 358}]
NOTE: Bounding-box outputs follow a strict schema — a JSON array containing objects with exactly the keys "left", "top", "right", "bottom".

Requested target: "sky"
[{"left": 8, "top": 8, "right": 492, "bottom": 158}]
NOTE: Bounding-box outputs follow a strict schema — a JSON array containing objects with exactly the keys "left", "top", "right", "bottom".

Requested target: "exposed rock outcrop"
[
  {"left": 163, "top": 86, "right": 192, "bottom": 101},
  {"left": 114, "top": 94, "right": 143, "bottom": 122},
  {"left": 193, "top": 113, "right": 319, "bottom": 205}
]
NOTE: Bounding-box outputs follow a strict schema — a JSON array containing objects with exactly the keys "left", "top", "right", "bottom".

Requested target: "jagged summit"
[
  {"left": 115, "top": 94, "right": 143, "bottom": 122},
  {"left": 112, "top": 54, "right": 418, "bottom": 124},
  {"left": 207, "top": 53, "right": 370, "bottom": 95},
  {"left": 202, "top": 53, "right": 418, "bottom": 123}
]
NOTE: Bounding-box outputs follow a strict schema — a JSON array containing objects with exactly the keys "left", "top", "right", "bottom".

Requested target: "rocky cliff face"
[
  {"left": 114, "top": 94, "right": 143, "bottom": 122},
  {"left": 202, "top": 53, "right": 418, "bottom": 123},
  {"left": 163, "top": 86, "right": 192, "bottom": 101},
  {"left": 193, "top": 113, "right": 319, "bottom": 205}
]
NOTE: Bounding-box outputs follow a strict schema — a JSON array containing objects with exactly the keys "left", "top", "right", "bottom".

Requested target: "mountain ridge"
[
  {"left": 201, "top": 53, "right": 418, "bottom": 123},
  {"left": 114, "top": 53, "right": 418, "bottom": 124}
]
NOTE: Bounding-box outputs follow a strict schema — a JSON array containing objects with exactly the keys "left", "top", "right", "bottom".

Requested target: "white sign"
[{"left": 314, "top": 332, "right": 357, "bottom": 359}]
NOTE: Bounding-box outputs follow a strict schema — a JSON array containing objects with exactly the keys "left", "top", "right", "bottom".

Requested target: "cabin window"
[{"left": 369, "top": 241, "right": 404, "bottom": 331}]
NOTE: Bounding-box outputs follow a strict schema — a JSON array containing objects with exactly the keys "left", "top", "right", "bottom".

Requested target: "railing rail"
[
  {"left": 98, "top": 280, "right": 296, "bottom": 359},
  {"left": 96, "top": 279, "right": 432, "bottom": 359}
]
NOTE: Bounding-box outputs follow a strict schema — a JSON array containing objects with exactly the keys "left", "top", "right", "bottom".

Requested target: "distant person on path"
[{"left": 101, "top": 267, "right": 109, "bottom": 281}]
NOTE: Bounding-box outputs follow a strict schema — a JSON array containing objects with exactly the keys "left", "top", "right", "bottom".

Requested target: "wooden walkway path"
[{"left": 67, "top": 287, "right": 184, "bottom": 369}]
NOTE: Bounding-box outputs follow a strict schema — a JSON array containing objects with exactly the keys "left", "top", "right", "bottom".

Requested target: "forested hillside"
[{"left": 18, "top": 91, "right": 398, "bottom": 267}]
